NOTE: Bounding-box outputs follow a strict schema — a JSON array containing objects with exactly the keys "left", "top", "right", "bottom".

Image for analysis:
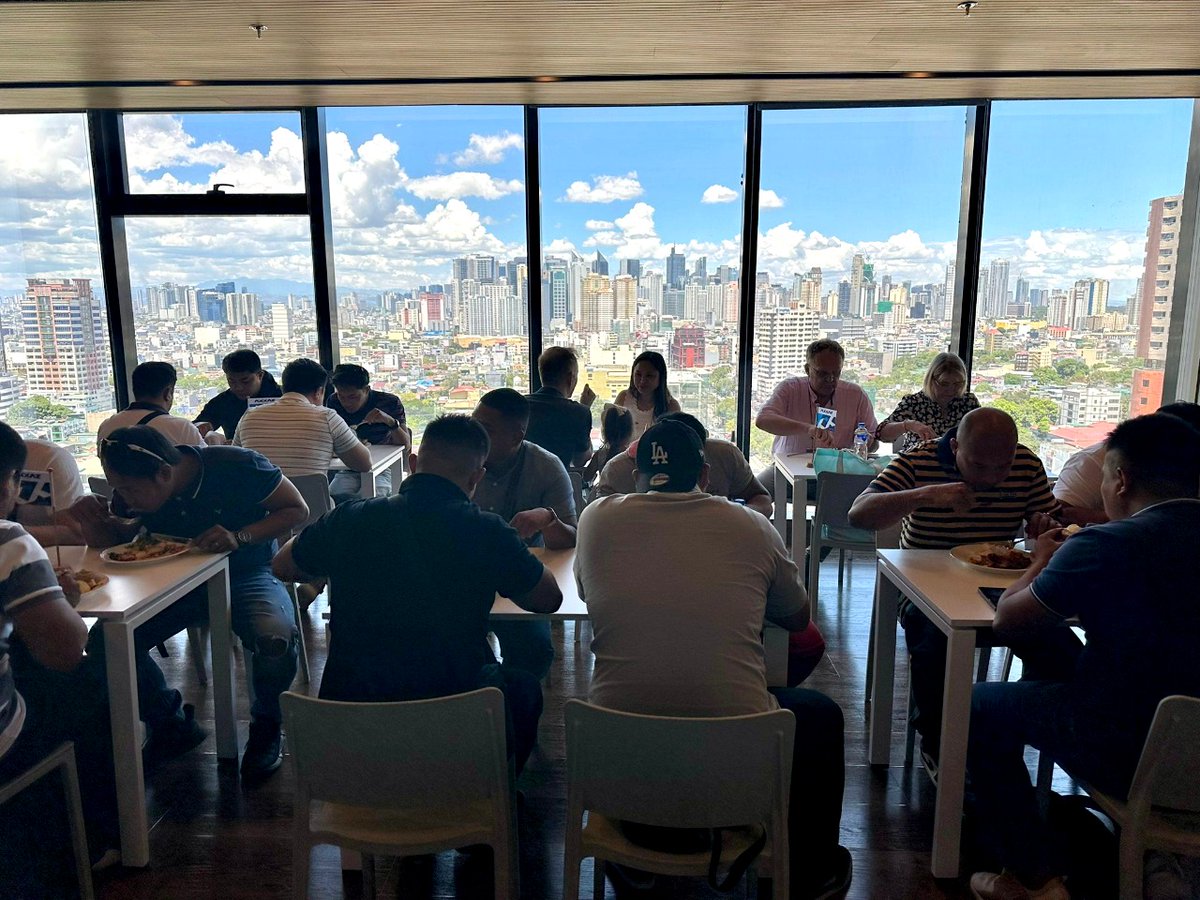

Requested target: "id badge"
[{"left": 815, "top": 406, "right": 837, "bottom": 431}]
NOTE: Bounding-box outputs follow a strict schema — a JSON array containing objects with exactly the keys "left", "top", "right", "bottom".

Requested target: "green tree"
[
  {"left": 1054, "top": 358, "right": 1089, "bottom": 381},
  {"left": 1031, "top": 366, "right": 1063, "bottom": 385},
  {"left": 992, "top": 392, "right": 1060, "bottom": 449},
  {"left": 8, "top": 396, "right": 78, "bottom": 425}
]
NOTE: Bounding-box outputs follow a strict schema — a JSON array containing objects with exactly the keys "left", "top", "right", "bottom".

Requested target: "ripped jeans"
[{"left": 88, "top": 563, "right": 298, "bottom": 724}]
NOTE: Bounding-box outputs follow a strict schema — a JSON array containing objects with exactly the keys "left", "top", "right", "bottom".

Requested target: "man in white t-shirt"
[
  {"left": 13, "top": 438, "right": 85, "bottom": 546},
  {"left": 575, "top": 419, "right": 851, "bottom": 899},
  {"left": 233, "top": 357, "right": 371, "bottom": 480},
  {"left": 97, "top": 361, "right": 205, "bottom": 448}
]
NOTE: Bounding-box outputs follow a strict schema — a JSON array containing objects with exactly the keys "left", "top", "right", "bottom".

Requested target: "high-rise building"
[
  {"left": 22, "top": 278, "right": 109, "bottom": 413},
  {"left": 591, "top": 251, "right": 609, "bottom": 277},
  {"left": 755, "top": 306, "right": 819, "bottom": 394},
  {"left": 670, "top": 326, "right": 705, "bottom": 369},
  {"left": 1071, "top": 278, "right": 1110, "bottom": 325},
  {"left": 1136, "top": 194, "right": 1182, "bottom": 366},
  {"left": 579, "top": 273, "right": 614, "bottom": 333},
  {"left": 619, "top": 258, "right": 641, "bottom": 279},
  {"left": 692, "top": 256, "right": 707, "bottom": 282},
  {"left": 196, "top": 289, "right": 225, "bottom": 323},
  {"left": 638, "top": 271, "right": 664, "bottom": 314},
  {"left": 666, "top": 246, "right": 687, "bottom": 289},
  {"left": 850, "top": 253, "right": 865, "bottom": 317},
  {"left": 1015, "top": 276, "right": 1030, "bottom": 308},
  {"left": 837, "top": 279, "right": 852, "bottom": 317},
  {"left": 271, "top": 303, "right": 292, "bottom": 350},
  {"left": 613, "top": 274, "right": 637, "bottom": 320},
  {"left": 985, "top": 259, "right": 1010, "bottom": 319}
]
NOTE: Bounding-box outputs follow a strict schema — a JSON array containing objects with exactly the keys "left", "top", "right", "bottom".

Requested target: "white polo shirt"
[
  {"left": 97, "top": 404, "right": 205, "bottom": 448},
  {"left": 233, "top": 392, "right": 365, "bottom": 478}
]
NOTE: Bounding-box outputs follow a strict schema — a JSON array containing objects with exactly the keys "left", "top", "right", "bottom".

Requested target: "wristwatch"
[
  {"left": 234, "top": 529, "right": 253, "bottom": 547},
  {"left": 389, "top": 418, "right": 402, "bottom": 430}
]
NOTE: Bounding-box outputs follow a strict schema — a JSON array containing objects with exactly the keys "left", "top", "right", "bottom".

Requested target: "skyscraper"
[
  {"left": 22, "top": 278, "right": 109, "bottom": 413},
  {"left": 986, "top": 259, "right": 1010, "bottom": 318},
  {"left": 1136, "top": 194, "right": 1182, "bottom": 366},
  {"left": 692, "top": 256, "right": 707, "bottom": 282},
  {"left": 271, "top": 303, "right": 292, "bottom": 350},
  {"left": 613, "top": 274, "right": 637, "bottom": 320},
  {"left": 666, "top": 246, "right": 687, "bottom": 289},
  {"left": 591, "top": 251, "right": 609, "bottom": 277},
  {"left": 837, "top": 279, "right": 852, "bottom": 317},
  {"left": 619, "top": 258, "right": 641, "bottom": 279},
  {"left": 850, "top": 253, "right": 865, "bottom": 317},
  {"left": 1072, "top": 278, "right": 1110, "bottom": 323},
  {"left": 755, "top": 306, "right": 819, "bottom": 394},
  {"left": 579, "top": 272, "right": 614, "bottom": 333}
]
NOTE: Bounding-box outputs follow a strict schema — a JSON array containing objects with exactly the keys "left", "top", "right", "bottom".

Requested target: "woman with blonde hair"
[{"left": 876, "top": 351, "right": 980, "bottom": 453}]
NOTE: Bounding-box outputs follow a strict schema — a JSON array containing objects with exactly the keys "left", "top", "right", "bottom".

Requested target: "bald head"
[{"left": 951, "top": 407, "right": 1019, "bottom": 488}]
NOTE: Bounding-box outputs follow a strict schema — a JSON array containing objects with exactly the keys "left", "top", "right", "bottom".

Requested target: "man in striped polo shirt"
[{"left": 849, "top": 408, "right": 1080, "bottom": 768}]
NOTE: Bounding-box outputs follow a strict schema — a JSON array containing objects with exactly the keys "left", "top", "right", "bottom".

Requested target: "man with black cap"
[{"left": 575, "top": 419, "right": 852, "bottom": 900}]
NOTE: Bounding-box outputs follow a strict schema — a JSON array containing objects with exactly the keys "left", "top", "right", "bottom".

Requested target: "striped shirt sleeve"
[
  {"left": 866, "top": 454, "right": 918, "bottom": 494},
  {"left": 327, "top": 409, "right": 363, "bottom": 457},
  {"left": 1021, "top": 451, "right": 1060, "bottom": 518},
  {"left": 0, "top": 523, "right": 66, "bottom": 617}
]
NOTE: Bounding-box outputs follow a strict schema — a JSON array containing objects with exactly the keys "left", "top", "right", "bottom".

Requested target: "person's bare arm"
[
  {"left": 510, "top": 508, "right": 577, "bottom": 549},
  {"left": 271, "top": 535, "right": 311, "bottom": 583},
  {"left": 509, "top": 567, "right": 562, "bottom": 614},
  {"left": 877, "top": 419, "right": 936, "bottom": 443},
  {"left": 755, "top": 411, "right": 835, "bottom": 448},
  {"left": 67, "top": 494, "right": 140, "bottom": 548},
  {"left": 338, "top": 440, "right": 373, "bottom": 473},
  {"left": 14, "top": 595, "right": 87, "bottom": 673},
  {"left": 848, "top": 482, "right": 975, "bottom": 530},
  {"left": 744, "top": 493, "right": 774, "bottom": 518},
  {"left": 192, "top": 479, "right": 310, "bottom": 554}
]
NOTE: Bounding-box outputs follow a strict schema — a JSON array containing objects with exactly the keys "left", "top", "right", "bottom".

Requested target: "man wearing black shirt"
[
  {"left": 194, "top": 349, "right": 283, "bottom": 440},
  {"left": 326, "top": 364, "right": 409, "bottom": 501},
  {"left": 273, "top": 414, "right": 562, "bottom": 773},
  {"left": 525, "top": 346, "right": 594, "bottom": 470}
]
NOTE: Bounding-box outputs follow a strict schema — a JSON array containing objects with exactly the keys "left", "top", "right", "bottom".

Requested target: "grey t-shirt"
[
  {"left": 592, "top": 437, "right": 767, "bottom": 503},
  {"left": 473, "top": 441, "right": 577, "bottom": 545}
]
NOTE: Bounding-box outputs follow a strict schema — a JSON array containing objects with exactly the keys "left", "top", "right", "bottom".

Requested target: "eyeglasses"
[
  {"left": 934, "top": 377, "right": 966, "bottom": 390},
  {"left": 99, "top": 438, "right": 167, "bottom": 464},
  {"left": 809, "top": 369, "right": 841, "bottom": 383}
]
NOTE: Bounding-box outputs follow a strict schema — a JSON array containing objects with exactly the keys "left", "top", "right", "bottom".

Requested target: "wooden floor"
[{"left": 88, "top": 554, "right": 1079, "bottom": 900}]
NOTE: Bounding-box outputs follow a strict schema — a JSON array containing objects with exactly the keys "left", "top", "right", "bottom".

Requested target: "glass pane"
[
  {"left": 126, "top": 216, "right": 315, "bottom": 418},
  {"left": 123, "top": 112, "right": 304, "bottom": 193},
  {"left": 0, "top": 113, "right": 114, "bottom": 482},
  {"left": 972, "top": 99, "right": 1192, "bottom": 473},
  {"left": 539, "top": 106, "right": 746, "bottom": 445},
  {"left": 326, "top": 106, "right": 528, "bottom": 438},
  {"left": 752, "top": 106, "right": 968, "bottom": 472}
]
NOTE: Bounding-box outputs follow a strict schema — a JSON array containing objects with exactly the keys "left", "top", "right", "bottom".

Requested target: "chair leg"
[
  {"left": 59, "top": 746, "right": 95, "bottom": 900},
  {"left": 286, "top": 585, "right": 311, "bottom": 685},
  {"left": 1000, "top": 647, "right": 1015, "bottom": 682},
  {"left": 975, "top": 645, "right": 992, "bottom": 682},
  {"left": 806, "top": 541, "right": 820, "bottom": 623},
  {"left": 187, "top": 625, "right": 208, "bottom": 686},
  {"left": 1118, "top": 832, "right": 1145, "bottom": 900},
  {"left": 1035, "top": 751, "right": 1055, "bottom": 817},
  {"left": 864, "top": 600, "right": 877, "bottom": 715},
  {"left": 903, "top": 671, "right": 917, "bottom": 767},
  {"left": 837, "top": 549, "right": 846, "bottom": 586},
  {"left": 592, "top": 856, "right": 605, "bottom": 900}
]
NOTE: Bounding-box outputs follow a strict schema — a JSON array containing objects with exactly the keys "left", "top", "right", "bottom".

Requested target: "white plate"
[
  {"left": 100, "top": 536, "right": 191, "bottom": 566},
  {"left": 949, "top": 542, "right": 1033, "bottom": 574}
]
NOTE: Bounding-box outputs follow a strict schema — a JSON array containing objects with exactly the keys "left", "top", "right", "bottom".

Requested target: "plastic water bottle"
[{"left": 853, "top": 423, "right": 870, "bottom": 460}]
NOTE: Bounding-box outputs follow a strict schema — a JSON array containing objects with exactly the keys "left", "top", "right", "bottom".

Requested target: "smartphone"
[{"left": 978, "top": 586, "right": 1005, "bottom": 609}]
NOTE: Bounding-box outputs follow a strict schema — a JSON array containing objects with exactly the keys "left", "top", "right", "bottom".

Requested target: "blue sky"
[{"left": 0, "top": 99, "right": 1192, "bottom": 297}]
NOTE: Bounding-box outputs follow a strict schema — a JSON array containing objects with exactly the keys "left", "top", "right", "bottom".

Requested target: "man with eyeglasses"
[
  {"left": 755, "top": 338, "right": 879, "bottom": 501},
  {"left": 70, "top": 426, "right": 309, "bottom": 781}
]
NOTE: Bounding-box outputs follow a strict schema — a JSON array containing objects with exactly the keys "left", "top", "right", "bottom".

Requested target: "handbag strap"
[{"left": 706, "top": 824, "right": 767, "bottom": 893}]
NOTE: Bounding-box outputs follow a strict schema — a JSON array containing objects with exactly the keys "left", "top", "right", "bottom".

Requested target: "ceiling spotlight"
[
  {"left": 957, "top": 1, "right": 978, "bottom": 15},
  {"left": 249, "top": 23, "right": 268, "bottom": 39}
]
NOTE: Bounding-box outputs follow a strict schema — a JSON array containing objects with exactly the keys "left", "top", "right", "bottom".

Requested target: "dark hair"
[
  {"left": 221, "top": 349, "right": 262, "bottom": 375},
  {"left": 419, "top": 414, "right": 490, "bottom": 476},
  {"left": 629, "top": 351, "right": 671, "bottom": 419},
  {"left": 330, "top": 364, "right": 371, "bottom": 390},
  {"left": 131, "top": 361, "right": 177, "bottom": 399},
  {"left": 600, "top": 405, "right": 633, "bottom": 452},
  {"left": 0, "top": 422, "right": 27, "bottom": 474},
  {"left": 806, "top": 338, "right": 845, "bottom": 363},
  {"left": 538, "top": 346, "right": 578, "bottom": 388},
  {"left": 1105, "top": 414, "right": 1200, "bottom": 499},
  {"left": 281, "top": 357, "right": 329, "bottom": 395},
  {"left": 99, "top": 426, "right": 183, "bottom": 479},
  {"left": 657, "top": 411, "right": 708, "bottom": 444},
  {"left": 1156, "top": 401, "right": 1200, "bottom": 432},
  {"left": 479, "top": 388, "right": 530, "bottom": 426}
]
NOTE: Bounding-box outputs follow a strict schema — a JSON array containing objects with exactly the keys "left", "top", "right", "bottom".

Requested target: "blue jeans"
[
  {"left": 968, "top": 680, "right": 1141, "bottom": 882},
  {"left": 490, "top": 620, "right": 554, "bottom": 681},
  {"left": 330, "top": 469, "right": 392, "bottom": 504},
  {"left": 92, "top": 563, "right": 298, "bottom": 724}
]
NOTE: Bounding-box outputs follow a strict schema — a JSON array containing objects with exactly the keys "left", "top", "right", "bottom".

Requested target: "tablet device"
[{"left": 979, "top": 586, "right": 1005, "bottom": 609}]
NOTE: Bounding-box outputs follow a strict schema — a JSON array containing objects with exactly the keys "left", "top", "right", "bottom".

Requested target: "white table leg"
[
  {"left": 790, "top": 474, "right": 807, "bottom": 564},
  {"left": 102, "top": 621, "right": 149, "bottom": 867},
  {"left": 931, "top": 627, "right": 977, "bottom": 878},
  {"left": 773, "top": 465, "right": 787, "bottom": 540},
  {"left": 359, "top": 468, "right": 378, "bottom": 499},
  {"left": 763, "top": 626, "right": 788, "bottom": 687},
  {"left": 207, "top": 567, "right": 238, "bottom": 761},
  {"left": 868, "top": 569, "right": 899, "bottom": 766}
]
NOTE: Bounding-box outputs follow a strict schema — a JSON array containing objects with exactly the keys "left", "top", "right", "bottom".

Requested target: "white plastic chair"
[
  {"left": 280, "top": 687, "right": 517, "bottom": 900},
  {"left": 562, "top": 700, "right": 794, "bottom": 900},
  {"left": 807, "top": 471, "right": 877, "bottom": 620},
  {"left": 1075, "top": 695, "right": 1200, "bottom": 900},
  {"left": 0, "top": 740, "right": 93, "bottom": 899}
]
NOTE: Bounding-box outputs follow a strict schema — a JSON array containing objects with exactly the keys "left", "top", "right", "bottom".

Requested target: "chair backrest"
[
  {"left": 568, "top": 470, "right": 584, "bottom": 518},
  {"left": 1129, "top": 694, "right": 1200, "bottom": 813},
  {"left": 288, "top": 474, "right": 336, "bottom": 530},
  {"left": 564, "top": 700, "right": 794, "bottom": 829},
  {"left": 812, "top": 471, "right": 876, "bottom": 533},
  {"left": 87, "top": 476, "right": 111, "bottom": 499},
  {"left": 281, "top": 688, "right": 511, "bottom": 811}
]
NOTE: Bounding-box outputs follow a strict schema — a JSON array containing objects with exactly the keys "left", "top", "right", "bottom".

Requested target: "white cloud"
[
  {"left": 584, "top": 219, "right": 615, "bottom": 230},
  {"left": 452, "top": 132, "right": 524, "bottom": 166},
  {"left": 702, "top": 184, "right": 739, "bottom": 204},
  {"left": 759, "top": 189, "right": 785, "bottom": 209},
  {"left": 407, "top": 172, "right": 523, "bottom": 201},
  {"left": 326, "top": 132, "right": 416, "bottom": 228},
  {"left": 561, "top": 172, "right": 644, "bottom": 203}
]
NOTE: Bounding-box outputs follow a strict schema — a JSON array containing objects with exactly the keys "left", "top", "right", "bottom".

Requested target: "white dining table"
[
  {"left": 867, "top": 548, "right": 1020, "bottom": 877},
  {"left": 328, "top": 443, "right": 407, "bottom": 498},
  {"left": 772, "top": 451, "right": 815, "bottom": 563},
  {"left": 68, "top": 544, "right": 235, "bottom": 868}
]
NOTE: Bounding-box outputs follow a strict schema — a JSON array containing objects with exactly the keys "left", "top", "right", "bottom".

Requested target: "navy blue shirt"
[
  {"left": 1031, "top": 499, "right": 1200, "bottom": 750},
  {"left": 194, "top": 371, "right": 283, "bottom": 439},
  {"left": 291, "top": 473, "right": 545, "bottom": 702},
  {"left": 138, "top": 444, "right": 283, "bottom": 571},
  {"left": 326, "top": 389, "right": 406, "bottom": 446},
  {"left": 525, "top": 386, "right": 592, "bottom": 469}
]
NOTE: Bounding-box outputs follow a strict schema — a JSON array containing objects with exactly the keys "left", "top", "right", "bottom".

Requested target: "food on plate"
[
  {"left": 107, "top": 533, "right": 188, "bottom": 562},
  {"left": 54, "top": 567, "right": 109, "bottom": 599},
  {"left": 966, "top": 544, "right": 1032, "bottom": 570},
  {"left": 1062, "top": 523, "right": 1084, "bottom": 537}
]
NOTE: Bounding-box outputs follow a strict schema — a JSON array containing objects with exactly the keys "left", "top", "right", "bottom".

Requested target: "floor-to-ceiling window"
[
  {"left": 750, "top": 105, "right": 969, "bottom": 470},
  {"left": 971, "top": 99, "right": 1193, "bottom": 472},
  {"left": 325, "top": 106, "right": 529, "bottom": 438},
  {"left": 0, "top": 113, "right": 114, "bottom": 477},
  {"left": 538, "top": 106, "right": 747, "bottom": 444}
]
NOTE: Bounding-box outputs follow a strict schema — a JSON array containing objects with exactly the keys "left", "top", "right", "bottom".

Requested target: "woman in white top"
[{"left": 613, "top": 351, "right": 681, "bottom": 439}]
